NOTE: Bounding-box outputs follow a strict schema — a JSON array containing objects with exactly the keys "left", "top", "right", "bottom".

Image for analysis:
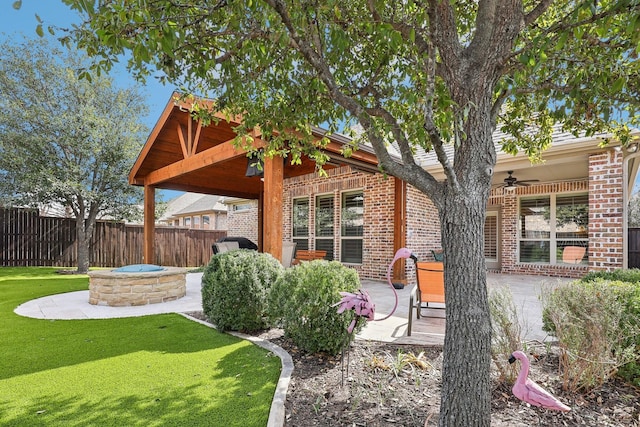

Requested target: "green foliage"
[
  {"left": 628, "top": 193, "right": 640, "bottom": 227},
  {"left": 580, "top": 268, "right": 640, "bottom": 284},
  {"left": 202, "top": 249, "right": 284, "bottom": 332},
  {"left": 488, "top": 288, "right": 522, "bottom": 384},
  {"left": 542, "top": 279, "right": 639, "bottom": 391},
  {"left": 0, "top": 36, "right": 147, "bottom": 219},
  {"left": 0, "top": 36, "right": 150, "bottom": 272},
  {"left": 268, "top": 260, "right": 362, "bottom": 355}
]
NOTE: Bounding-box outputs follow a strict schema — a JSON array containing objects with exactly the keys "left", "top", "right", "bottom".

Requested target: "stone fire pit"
[{"left": 88, "top": 265, "right": 187, "bottom": 307}]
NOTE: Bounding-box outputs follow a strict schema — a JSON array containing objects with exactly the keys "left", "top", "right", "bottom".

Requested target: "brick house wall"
[
  {"left": 225, "top": 200, "right": 259, "bottom": 245},
  {"left": 283, "top": 166, "right": 397, "bottom": 281},
  {"left": 492, "top": 149, "right": 624, "bottom": 278},
  {"left": 225, "top": 149, "right": 626, "bottom": 281},
  {"left": 588, "top": 150, "right": 624, "bottom": 271}
]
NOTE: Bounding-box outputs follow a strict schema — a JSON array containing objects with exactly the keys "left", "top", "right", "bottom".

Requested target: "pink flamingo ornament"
[
  {"left": 334, "top": 248, "right": 417, "bottom": 332},
  {"left": 509, "top": 350, "right": 571, "bottom": 412}
]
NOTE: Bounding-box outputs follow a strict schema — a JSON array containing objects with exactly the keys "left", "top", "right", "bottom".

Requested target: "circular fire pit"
[{"left": 88, "top": 265, "right": 187, "bottom": 307}]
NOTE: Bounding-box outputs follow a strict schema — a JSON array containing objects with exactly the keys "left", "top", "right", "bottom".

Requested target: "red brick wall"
[
  {"left": 283, "top": 166, "right": 397, "bottom": 281},
  {"left": 225, "top": 149, "right": 625, "bottom": 280},
  {"left": 226, "top": 200, "right": 259, "bottom": 245},
  {"left": 588, "top": 150, "right": 624, "bottom": 271}
]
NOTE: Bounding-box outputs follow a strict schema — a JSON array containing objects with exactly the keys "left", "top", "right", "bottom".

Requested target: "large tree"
[
  {"left": 0, "top": 36, "right": 148, "bottom": 273},
  {"left": 47, "top": 0, "right": 640, "bottom": 425}
]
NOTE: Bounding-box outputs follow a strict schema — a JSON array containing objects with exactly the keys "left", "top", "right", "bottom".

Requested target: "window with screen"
[
  {"left": 341, "top": 191, "right": 364, "bottom": 263},
  {"left": 315, "top": 194, "right": 334, "bottom": 260},
  {"left": 292, "top": 198, "right": 309, "bottom": 251},
  {"left": 519, "top": 194, "right": 588, "bottom": 264}
]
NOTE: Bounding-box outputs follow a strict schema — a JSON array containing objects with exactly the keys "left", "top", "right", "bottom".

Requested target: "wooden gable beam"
[
  {"left": 177, "top": 118, "right": 204, "bottom": 158},
  {"left": 142, "top": 137, "right": 266, "bottom": 186}
]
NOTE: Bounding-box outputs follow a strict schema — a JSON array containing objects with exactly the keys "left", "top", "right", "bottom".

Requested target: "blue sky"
[
  {"left": 0, "top": 1, "right": 182, "bottom": 200},
  {"left": 0, "top": 1, "right": 175, "bottom": 128}
]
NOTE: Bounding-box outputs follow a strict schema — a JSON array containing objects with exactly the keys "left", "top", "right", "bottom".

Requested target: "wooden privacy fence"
[{"left": 1, "top": 207, "right": 226, "bottom": 268}]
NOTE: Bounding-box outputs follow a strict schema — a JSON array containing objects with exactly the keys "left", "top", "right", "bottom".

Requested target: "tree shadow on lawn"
[{"left": 0, "top": 348, "right": 278, "bottom": 427}]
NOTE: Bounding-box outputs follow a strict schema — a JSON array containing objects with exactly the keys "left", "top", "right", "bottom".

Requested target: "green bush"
[
  {"left": 541, "top": 279, "right": 639, "bottom": 391},
  {"left": 580, "top": 268, "right": 640, "bottom": 284},
  {"left": 202, "top": 249, "right": 284, "bottom": 332},
  {"left": 268, "top": 260, "right": 363, "bottom": 355}
]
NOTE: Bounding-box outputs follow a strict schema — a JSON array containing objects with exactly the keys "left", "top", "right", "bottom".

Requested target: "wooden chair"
[
  {"left": 562, "top": 246, "right": 586, "bottom": 264},
  {"left": 408, "top": 261, "right": 445, "bottom": 336},
  {"left": 292, "top": 249, "right": 327, "bottom": 265}
]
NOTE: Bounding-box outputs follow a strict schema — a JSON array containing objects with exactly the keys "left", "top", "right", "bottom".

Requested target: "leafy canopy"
[
  {"left": 0, "top": 36, "right": 147, "bottom": 222},
  {"left": 46, "top": 0, "right": 640, "bottom": 185}
]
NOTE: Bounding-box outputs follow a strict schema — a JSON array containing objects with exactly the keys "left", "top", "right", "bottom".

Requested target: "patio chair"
[
  {"left": 213, "top": 241, "right": 240, "bottom": 254},
  {"left": 282, "top": 241, "right": 297, "bottom": 267},
  {"left": 292, "top": 249, "right": 327, "bottom": 265},
  {"left": 562, "top": 246, "right": 586, "bottom": 264},
  {"left": 408, "top": 261, "right": 445, "bottom": 336}
]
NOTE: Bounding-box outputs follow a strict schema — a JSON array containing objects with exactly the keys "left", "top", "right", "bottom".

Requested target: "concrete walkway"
[{"left": 15, "top": 271, "right": 573, "bottom": 343}]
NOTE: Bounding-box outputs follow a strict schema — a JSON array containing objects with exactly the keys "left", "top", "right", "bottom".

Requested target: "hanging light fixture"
[{"left": 245, "top": 149, "right": 264, "bottom": 177}]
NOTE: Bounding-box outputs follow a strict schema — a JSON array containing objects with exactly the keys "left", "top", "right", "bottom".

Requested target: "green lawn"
[{"left": 0, "top": 267, "right": 280, "bottom": 426}]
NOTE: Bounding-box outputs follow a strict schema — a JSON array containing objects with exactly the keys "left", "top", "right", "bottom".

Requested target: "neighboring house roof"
[
  {"left": 159, "top": 193, "right": 226, "bottom": 223},
  {"left": 174, "top": 194, "right": 226, "bottom": 215}
]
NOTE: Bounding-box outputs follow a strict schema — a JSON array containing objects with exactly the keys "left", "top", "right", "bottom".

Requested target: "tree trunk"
[
  {"left": 436, "top": 102, "right": 496, "bottom": 427},
  {"left": 438, "top": 191, "right": 492, "bottom": 426},
  {"left": 75, "top": 217, "right": 91, "bottom": 274}
]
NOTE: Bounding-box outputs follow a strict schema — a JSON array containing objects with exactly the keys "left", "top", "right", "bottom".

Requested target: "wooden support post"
[
  {"left": 263, "top": 156, "right": 283, "bottom": 262},
  {"left": 144, "top": 185, "right": 156, "bottom": 264},
  {"left": 393, "top": 177, "right": 407, "bottom": 284}
]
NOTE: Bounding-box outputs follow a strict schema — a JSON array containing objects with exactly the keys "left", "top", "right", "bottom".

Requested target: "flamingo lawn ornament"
[
  {"left": 509, "top": 351, "right": 571, "bottom": 412},
  {"left": 334, "top": 247, "right": 418, "bottom": 333},
  {"left": 334, "top": 248, "right": 417, "bottom": 384}
]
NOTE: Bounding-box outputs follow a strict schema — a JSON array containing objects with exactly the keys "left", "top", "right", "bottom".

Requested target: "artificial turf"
[{"left": 0, "top": 267, "right": 281, "bottom": 426}]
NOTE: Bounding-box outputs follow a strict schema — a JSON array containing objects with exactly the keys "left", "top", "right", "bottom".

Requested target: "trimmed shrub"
[
  {"left": 268, "top": 260, "right": 363, "bottom": 355},
  {"left": 202, "top": 249, "right": 284, "bottom": 332},
  {"left": 542, "top": 279, "right": 639, "bottom": 391},
  {"left": 580, "top": 268, "right": 640, "bottom": 284}
]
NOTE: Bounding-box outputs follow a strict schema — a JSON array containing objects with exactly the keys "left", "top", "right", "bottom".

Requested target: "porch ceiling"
[{"left": 129, "top": 93, "right": 380, "bottom": 198}]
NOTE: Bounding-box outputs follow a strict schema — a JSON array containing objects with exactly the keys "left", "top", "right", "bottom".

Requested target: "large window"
[
  {"left": 315, "top": 194, "right": 335, "bottom": 260},
  {"left": 341, "top": 191, "right": 364, "bottom": 263},
  {"left": 519, "top": 194, "right": 588, "bottom": 264},
  {"left": 292, "top": 198, "right": 309, "bottom": 251}
]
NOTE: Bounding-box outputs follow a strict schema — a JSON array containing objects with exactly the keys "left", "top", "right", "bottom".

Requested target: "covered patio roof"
[
  {"left": 129, "top": 92, "right": 396, "bottom": 270},
  {"left": 130, "top": 93, "right": 382, "bottom": 199}
]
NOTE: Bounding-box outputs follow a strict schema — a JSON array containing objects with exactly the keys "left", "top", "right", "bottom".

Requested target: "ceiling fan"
[{"left": 498, "top": 171, "right": 540, "bottom": 188}]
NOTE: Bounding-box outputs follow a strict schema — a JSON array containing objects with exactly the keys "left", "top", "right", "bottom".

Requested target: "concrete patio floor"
[{"left": 357, "top": 273, "right": 573, "bottom": 345}]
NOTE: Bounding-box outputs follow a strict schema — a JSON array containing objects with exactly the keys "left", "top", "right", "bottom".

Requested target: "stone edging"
[{"left": 179, "top": 313, "right": 293, "bottom": 427}]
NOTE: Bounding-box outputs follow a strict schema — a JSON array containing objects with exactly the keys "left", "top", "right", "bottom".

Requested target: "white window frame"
[
  {"left": 315, "top": 193, "right": 335, "bottom": 260},
  {"left": 340, "top": 190, "right": 364, "bottom": 264},
  {"left": 518, "top": 192, "right": 588, "bottom": 264},
  {"left": 292, "top": 197, "right": 310, "bottom": 251}
]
